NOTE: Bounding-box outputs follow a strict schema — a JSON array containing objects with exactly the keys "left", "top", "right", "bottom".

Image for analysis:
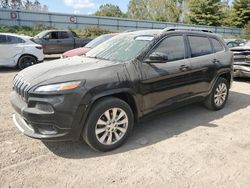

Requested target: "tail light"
[{"left": 35, "top": 45, "right": 43, "bottom": 50}]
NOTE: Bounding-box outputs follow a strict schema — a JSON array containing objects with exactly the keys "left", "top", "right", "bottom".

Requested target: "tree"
[
  {"left": 187, "top": 0, "right": 223, "bottom": 26},
  {"left": 94, "top": 4, "right": 126, "bottom": 18},
  {"left": 0, "top": 0, "right": 48, "bottom": 12},
  {"left": 33, "top": 0, "right": 41, "bottom": 11},
  {"left": 127, "top": 0, "right": 181, "bottom": 22},
  {"left": 233, "top": 0, "right": 250, "bottom": 28},
  {"left": 245, "top": 21, "right": 250, "bottom": 39}
]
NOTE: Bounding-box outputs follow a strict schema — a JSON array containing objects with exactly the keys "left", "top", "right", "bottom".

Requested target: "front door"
[
  {"left": 139, "top": 35, "right": 193, "bottom": 114},
  {"left": 42, "top": 31, "right": 61, "bottom": 54}
]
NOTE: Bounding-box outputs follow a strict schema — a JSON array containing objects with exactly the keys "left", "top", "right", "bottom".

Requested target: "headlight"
[{"left": 35, "top": 81, "right": 81, "bottom": 92}]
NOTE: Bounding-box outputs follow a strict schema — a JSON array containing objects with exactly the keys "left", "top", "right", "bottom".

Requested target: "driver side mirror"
[
  {"left": 43, "top": 35, "right": 50, "bottom": 40},
  {"left": 145, "top": 52, "right": 168, "bottom": 63}
]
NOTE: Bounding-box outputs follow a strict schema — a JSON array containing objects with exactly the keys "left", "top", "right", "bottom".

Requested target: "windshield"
[
  {"left": 86, "top": 34, "right": 154, "bottom": 62},
  {"left": 34, "top": 31, "right": 48, "bottom": 38},
  {"left": 85, "top": 34, "right": 114, "bottom": 48}
]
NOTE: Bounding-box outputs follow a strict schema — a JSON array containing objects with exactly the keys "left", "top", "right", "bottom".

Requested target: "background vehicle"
[
  {"left": 226, "top": 41, "right": 240, "bottom": 48},
  {"left": 0, "top": 33, "right": 44, "bottom": 69},
  {"left": 62, "top": 33, "right": 118, "bottom": 58},
  {"left": 33, "top": 30, "right": 91, "bottom": 54},
  {"left": 225, "top": 39, "right": 246, "bottom": 48},
  {"left": 231, "top": 41, "right": 250, "bottom": 78},
  {"left": 11, "top": 29, "right": 233, "bottom": 151}
]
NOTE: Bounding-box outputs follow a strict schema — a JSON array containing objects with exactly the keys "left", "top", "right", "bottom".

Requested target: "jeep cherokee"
[{"left": 11, "top": 29, "right": 233, "bottom": 151}]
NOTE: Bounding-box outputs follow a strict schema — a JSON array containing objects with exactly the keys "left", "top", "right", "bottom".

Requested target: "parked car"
[
  {"left": 62, "top": 33, "right": 118, "bottom": 58},
  {"left": 0, "top": 33, "right": 44, "bottom": 69},
  {"left": 33, "top": 30, "right": 91, "bottom": 54},
  {"left": 11, "top": 29, "right": 233, "bottom": 151},
  {"left": 231, "top": 41, "right": 250, "bottom": 78},
  {"left": 225, "top": 39, "right": 246, "bottom": 48},
  {"left": 226, "top": 41, "right": 240, "bottom": 48}
]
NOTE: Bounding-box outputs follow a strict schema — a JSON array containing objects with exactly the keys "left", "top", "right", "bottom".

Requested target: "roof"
[
  {"left": 0, "top": 32, "right": 31, "bottom": 39},
  {"left": 127, "top": 29, "right": 163, "bottom": 36}
]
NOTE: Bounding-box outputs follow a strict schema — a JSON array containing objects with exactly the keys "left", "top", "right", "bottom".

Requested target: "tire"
[
  {"left": 18, "top": 55, "right": 37, "bottom": 70},
  {"left": 204, "top": 77, "right": 229, "bottom": 111},
  {"left": 83, "top": 97, "right": 134, "bottom": 152}
]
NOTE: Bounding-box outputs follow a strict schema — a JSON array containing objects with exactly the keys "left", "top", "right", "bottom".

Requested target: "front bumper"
[
  {"left": 10, "top": 91, "right": 87, "bottom": 141},
  {"left": 234, "top": 64, "right": 250, "bottom": 78}
]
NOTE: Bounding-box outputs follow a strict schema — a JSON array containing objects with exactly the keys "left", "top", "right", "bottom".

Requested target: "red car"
[{"left": 62, "top": 33, "right": 118, "bottom": 58}]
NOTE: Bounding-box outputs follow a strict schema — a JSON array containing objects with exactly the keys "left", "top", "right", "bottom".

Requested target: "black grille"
[{"left": 13, "top": 75, "right": 30, "bottom": 102}]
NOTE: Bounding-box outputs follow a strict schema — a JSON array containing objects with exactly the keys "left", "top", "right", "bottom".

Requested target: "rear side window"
[
  {"left": 211, "top": 38, "right": 224, "bottom": 52},
  {"left": 4, "top": 36, "right": 25, "bottom": 44},
  {"left": 151, "top": 35, "right": 185, "bottom": 62},
  {"left": 0, "top": 35, "right": 7, "bottom": 44},
  {"left": 60, "top": 32, "right": 70, "bottom": 39},
  {"left": 188, "top": 36, "right": 213, "bottom": 57}
]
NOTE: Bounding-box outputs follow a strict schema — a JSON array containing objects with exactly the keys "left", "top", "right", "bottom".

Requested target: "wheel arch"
[
  {"left": 218, "top": 71, "right": 232, "bottom": 87},
  {"left": 18, "top": 54, "right": 38, "bottom": 62},
  {"left": 88, "top": 89, "right": 141, "bottom": 123}
]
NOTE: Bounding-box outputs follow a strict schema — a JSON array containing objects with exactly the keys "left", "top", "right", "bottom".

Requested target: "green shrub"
[
  {"left": 0, "top": 25, "right": 115, "bottom": 38},
  {"left": 77, "top": 26, "right": 115, "bottom": 38}
]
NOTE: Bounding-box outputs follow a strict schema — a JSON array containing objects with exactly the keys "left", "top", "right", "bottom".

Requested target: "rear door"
[
  {"left": 59, "top": 31, "right": 74, "bottom": 52},
  {"left": 186, "top": 35, "right": 217, "bottom": 95},
  {"left": 140, "top": 35, "right": 193, "bottom": 114}
]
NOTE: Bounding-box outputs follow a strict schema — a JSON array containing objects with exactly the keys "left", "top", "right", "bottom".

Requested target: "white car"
[{"left": 0, "top": 33, "right": 44, "bottom": 69}]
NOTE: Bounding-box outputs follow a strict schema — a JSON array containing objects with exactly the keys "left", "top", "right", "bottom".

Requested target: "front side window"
[
  {"left": 86, "top": 34, "right": 154, "bottom": 62},
  {"left": 149, "top": 35, "right": 185, "bottom": 62},
  {"left": 211, "top": 38, "right": 224, "bottom": 52},
  {"left": 45, "top": 32, "right": 59, "bottom": 40},
  {"left": 188, "top": 36, "right": 213, "bottom": 57}
]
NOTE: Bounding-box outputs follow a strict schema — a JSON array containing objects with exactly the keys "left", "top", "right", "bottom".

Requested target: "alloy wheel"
[
  {"left": 214, "top": 83, "right": 228, "bottom": 107},
  {"left": 95, "top": 108, "right": 128, "bottom": 145}
]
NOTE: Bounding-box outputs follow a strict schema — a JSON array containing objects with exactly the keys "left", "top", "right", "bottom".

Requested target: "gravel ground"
[{"left": 0, "top": 65, "right": 250, "bottom": 188}]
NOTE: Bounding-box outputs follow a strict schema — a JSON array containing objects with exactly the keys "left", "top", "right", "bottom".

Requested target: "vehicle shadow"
[
  {"left": 43, "top": 90, "right": 250, "bottom": 159},
  {"left": 0, "top": 67, "right": 19, "bottom": 73},
  {"left": 234, "top": 77, "right": 250, "bottom": 83}
]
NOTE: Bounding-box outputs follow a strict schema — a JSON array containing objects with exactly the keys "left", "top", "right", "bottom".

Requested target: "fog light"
[
  {"left": 35, "top": 102, "right": 54, "bottom": 113},
  {"left": 36, "top": 124, "right": 58, "bottom": 135}
]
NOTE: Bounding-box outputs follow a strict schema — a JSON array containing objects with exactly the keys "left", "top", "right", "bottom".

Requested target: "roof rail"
[{"left": 163, "top": 27, "right": 213, "bottom": 33}]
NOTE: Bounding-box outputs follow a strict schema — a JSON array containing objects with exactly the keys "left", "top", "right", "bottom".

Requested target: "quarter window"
[
  {"left": 211, "top": 38, "right": 224, "bottom": 52},
  {"left": 151, "top": 35, "right": 185, "bottom": 62},
  {"left": 188, "top": 36, "right": 213, "bottom": 57}
]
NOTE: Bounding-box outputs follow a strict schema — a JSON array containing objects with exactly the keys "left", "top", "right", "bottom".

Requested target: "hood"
[
  {"left": 62, "top": 47, "right": 91, "bottom": 58},
  {"left": 231, "top": 45, "right": 250, "bottom": 51},
  {"left": 18, "top": 56, "right": 116, "bottom": 86}
]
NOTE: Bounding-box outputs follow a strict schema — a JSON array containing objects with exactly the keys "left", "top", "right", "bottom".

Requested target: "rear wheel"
[
  {"left": 204, "top": 77, "right": 229, "bottom": 110},
  {"left": 83, "top": 97, "right": 134, "bottom": 152},
  {"left": 18, "top": 55, "right": 37, "bottom": 70}
]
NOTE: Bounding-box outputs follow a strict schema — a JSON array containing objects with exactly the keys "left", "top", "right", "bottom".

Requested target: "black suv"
[{"left": 11, "top": 29, "right": 233, "bottom": 151}]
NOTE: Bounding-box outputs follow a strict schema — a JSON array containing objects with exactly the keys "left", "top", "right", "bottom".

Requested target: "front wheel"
[
  {"left": 204, "top": 77, "right": 229, "bottom": 110},
  {"left": 83, "top": 97, "right": 134, "bottom": 152},
  {"left": 18, "top": 55, "right": 37, "bottom": 70}
]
